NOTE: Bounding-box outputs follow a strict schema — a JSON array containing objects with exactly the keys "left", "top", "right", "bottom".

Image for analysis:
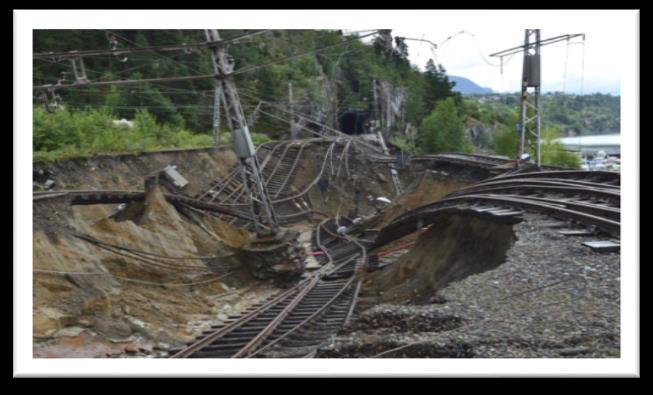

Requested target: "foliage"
[
  {"left": 390, "top": 135, "right": 417, "bottom": 154},
  {"left": 33, "top": 106, "right": 213, "bottom": 162},
  {"left": 540, "top": 127, "right": 582, "bottom": 169},
  {"left": 417, "top": 98, "right": 472, "bottom": 154},
  {"left": 33, "top": 29, "right": 457, "bottom": 145},
  {"left": 491, "top": 110, "right": 520, "bottom": 158},
  {"left": 33, "top": 30, "right": 613, "bottom": 162},
  {"left": 465, "top": 92, "right": 619, "bottom": 136}
]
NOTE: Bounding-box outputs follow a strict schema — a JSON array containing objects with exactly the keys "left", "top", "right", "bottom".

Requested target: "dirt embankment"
[
  {"left": 319, "top": 214, "right": 620, "bottom": 358},
  {"left": 32, "top": 146, "right": 270, "bottom": 358},
  {"left": 364, "top": 213, "right": 517, "bottom": 304},
  {"left": 32, "top": 185, "right": 277, "bottom": 358},
  {"left": 373, "top": 174, "right": 470, "bottom": 229},
  {"left": 33, "top": 147, "right": 238, "bottom": 196},
  {"left": 32, "top": 141, "right": 404, "bottom": 358}
]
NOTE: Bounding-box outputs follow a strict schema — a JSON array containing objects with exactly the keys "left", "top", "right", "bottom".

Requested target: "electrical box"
[
  {"left": 232, "top": 126, "right": 256, "bottom": 158},
  {"left": 161, "top": 165, "right": 189, "bottom": 189},
  {"left": 525, "top": 54, "right": 541, "bottom": 87}
]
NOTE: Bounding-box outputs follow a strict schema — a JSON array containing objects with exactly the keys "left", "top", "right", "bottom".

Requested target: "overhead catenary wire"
[
  {"left": 33, "top": 30, "right": 380, "bottom": 92},
  {"left": 34, "top": 29, "right": 271, "bottom": 61}
]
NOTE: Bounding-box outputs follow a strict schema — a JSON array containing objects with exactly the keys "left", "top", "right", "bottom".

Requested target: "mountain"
[{"left": 449, "top": 76, "right": 493, "bottom": 95}]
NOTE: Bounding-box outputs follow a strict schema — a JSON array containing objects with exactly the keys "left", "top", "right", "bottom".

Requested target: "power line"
[
  {"left": 34, "top": 29, "right": 270, "bottom": 60},
  {"left": 230, "top": 31, "right": 380, "bottom": 76},
  {"left": 33, "top": 30, "right": 380, "bottom": 92},
  {"left": 489, "top": 33, "right": 585, "bottom": 58}
]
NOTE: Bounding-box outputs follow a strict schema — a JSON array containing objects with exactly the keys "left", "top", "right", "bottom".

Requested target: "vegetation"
[
  {"left": 33, "top": 107, "right": 269, "bottom": 162},
  {"left": 33, "top": 30, "right": 616, "bottom": 169},
  {"left": 540, "top": 127, "right": 582, "bottom": 169},
  {"left": 463, "top": 92, "right": 620, "bottom": 136},
  {"left": 418, "top": 98, "right": 472, "bottom": 154},
  {"left": 33, "top": 29, "right": 463, "bottom": 160}
]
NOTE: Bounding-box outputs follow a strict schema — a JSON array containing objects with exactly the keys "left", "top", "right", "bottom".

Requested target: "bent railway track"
[
  {"left": 373, "top": 170, "right": 621, "bottom": 248},
  {"left": 193, "top": 138, "right": 361, "bottom": 228},
  {"left": 410, "top": 152, "right": 513, "bottom": 168},
  {"left": 169, "top": 218, "right": 366, "bottom": 359}
]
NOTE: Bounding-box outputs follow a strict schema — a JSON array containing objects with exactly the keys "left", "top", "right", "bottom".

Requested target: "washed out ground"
[
  {"left": 32, "top": 143, "right": 620, "bottom": 358},
  {"left": 318, "top": 213, "right": 620, "bottom": 358},
  {"left": 32, "top": 142, "right": 405, "bottom": 357}
]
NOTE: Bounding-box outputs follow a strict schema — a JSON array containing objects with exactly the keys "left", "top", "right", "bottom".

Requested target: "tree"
[
  {"left": 540, "top": 127, "right": 582, "bottom": 169},
  {"left": 418, "top": 97, "right": 471, "bottom": 154},
  {"left": 423, "top": 60, "right": 461, "bottom": 112},
  {"left": 493, "top": 110, "right": 520, "bottom": 158}
]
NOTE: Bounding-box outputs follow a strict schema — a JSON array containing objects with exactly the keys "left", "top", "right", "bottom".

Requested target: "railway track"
[
  {"left": 373, "top": 170, "right": 621, "bottom": 248},
  {"left": 193, "top": 138, "right": 372, "bottom": 229},
  {"left": 32, "top": 189, "right": 254, "bottom": 221},
  {"left": 410, "top": 152, "right": 513, "bottom": 168},
  {"left": 169, "top": 217, "right": 366, "bottom": 358}
]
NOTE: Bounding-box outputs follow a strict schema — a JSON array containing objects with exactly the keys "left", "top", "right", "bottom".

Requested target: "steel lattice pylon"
[
  {"left": 206, "top": 29, "right": 278, "bottom": 235},
  {"left": 518, "top": 29, "right": 542, "bottom": 166}
]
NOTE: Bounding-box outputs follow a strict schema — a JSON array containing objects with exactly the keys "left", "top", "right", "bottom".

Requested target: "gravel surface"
[{"left": 317, "top": 213, "right": 620, "bottom": 358}]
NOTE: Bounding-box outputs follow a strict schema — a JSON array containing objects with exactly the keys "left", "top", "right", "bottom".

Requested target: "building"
[{"left": 555, "top": 134, "right": 620, "bottom": 157}]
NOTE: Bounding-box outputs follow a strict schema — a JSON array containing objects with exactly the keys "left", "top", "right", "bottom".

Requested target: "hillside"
[{"left": 449, "top": 75, "right": 493, "bottom": 95}]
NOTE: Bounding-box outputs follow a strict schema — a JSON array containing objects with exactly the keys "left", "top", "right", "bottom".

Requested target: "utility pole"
[
  {"left": 288, "top": 82, "right": 297, "bottom": 140},
  {"left": 205, "top": 29, "right": 279, "bottom": 236},
  {"left": 372, "top": 80, "right": 403, "bottom": 196},
  {"left": 490, "top": 30, "right": 585, "bottom": 167},
  {"left": 206, "top": 30, "right": 222, "bottom": 146},
  {"left": 518, "top": 29, "right": 542, "bottom": 166}
]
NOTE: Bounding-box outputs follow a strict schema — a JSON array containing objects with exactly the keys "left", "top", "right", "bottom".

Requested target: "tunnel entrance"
[{"left": 339, "top": 109, "right": 370, "bottom": 135}]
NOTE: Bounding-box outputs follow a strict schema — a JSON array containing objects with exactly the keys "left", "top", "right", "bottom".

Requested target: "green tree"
[
  {"left": 492, "top": 110, "right": 520, "bottom": 158},
  {"left": 540, "top": 127, "right": 582, "bottom": 169},
  {"left": 418, "top": 98, "right": 471, "bottom": 154},
  {"left": 423, "top": 60, "right": 461, "bottom": 113}
]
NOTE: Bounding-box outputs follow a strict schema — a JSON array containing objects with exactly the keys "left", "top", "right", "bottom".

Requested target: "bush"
[
  {"left": 417, "top": 98, "right": 472, "bottom": 154},
  {"left": 540, "top": 128, "right": 582, "bottom": 169},
  {"left": 33, "top": 107, "right": 215, "bottom": 161},
  {"left": 493, "top": 124, "right": 518, "bottom": 158}
]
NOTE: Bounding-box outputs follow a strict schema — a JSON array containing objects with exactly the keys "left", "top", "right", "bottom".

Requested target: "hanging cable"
[
  {"left": 580, "top": 39, "right": 586, "bottom": 95},
  {"left": 563, "top": 38, "right": 570, "bottom": 93}
]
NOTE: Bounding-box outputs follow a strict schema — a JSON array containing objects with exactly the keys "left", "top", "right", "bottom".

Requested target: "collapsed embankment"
[
  {"left": 32, "top": 186, "right": 273, "bottom": 358},
  {"left": 364, "top": 213, "right": 517, "bottom": 304},
  {"left": 32, "top": 140, "right": 407, "bottom": 357}
]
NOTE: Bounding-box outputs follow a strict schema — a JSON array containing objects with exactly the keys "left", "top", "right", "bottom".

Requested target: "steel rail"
[
  {"left": 490, "top": 170, "right": 620, "bottom": 184},
  {"left": 233, "top": 274, "right": 321, "bottom": 358},
  {"left": 170, "top": 278, "right": 312, "bottom": 358},
  {"left": 448, "top": 182, "right": 620, "bottom": 203},
  {"left": 245, "top": 277, "right": 355, "bottom": 358},
  {"left": 437, "top": 194, "right": 620, "bottom": 235}
]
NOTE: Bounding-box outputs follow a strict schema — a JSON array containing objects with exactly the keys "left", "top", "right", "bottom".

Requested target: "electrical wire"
[{"left": 34, "top": 268, "right": 234, "bottom": 287}]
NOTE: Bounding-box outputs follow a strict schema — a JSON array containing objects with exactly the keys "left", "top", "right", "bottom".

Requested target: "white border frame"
[{"left": 14, "top": 9, "right": 639, "bottom": 377}]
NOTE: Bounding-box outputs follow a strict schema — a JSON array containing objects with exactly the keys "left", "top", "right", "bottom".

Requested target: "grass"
[{"left": 33, "top": 107, "right": 272, "bottom": 163}]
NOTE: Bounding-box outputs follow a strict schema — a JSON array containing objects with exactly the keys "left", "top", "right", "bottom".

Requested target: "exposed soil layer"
[
  {"left": 32, "top": 141, "right": 405, "bottom": 358},
  {"left": 33, "top": 147, "right": 238, "bottom": 196},
  {"left": 318, "top": 213, "right": 620, "bottom": 358},
  {"left": 33, "top": 144, "right": 620, "bottom": 359},
  {"left": 33, "top": 186, "right": 278, "bottom": 358}
]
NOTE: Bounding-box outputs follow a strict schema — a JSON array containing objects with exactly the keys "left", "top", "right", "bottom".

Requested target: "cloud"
[{"left": 389, "top": 12, "right": 630, "bottom": 95}]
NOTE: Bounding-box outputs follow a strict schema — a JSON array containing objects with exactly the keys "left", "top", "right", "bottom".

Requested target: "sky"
[
  {"left": 350, "top": 10, "right": 635, "bottom": 96},
  {"left": 393, "top": 27, "right": 619, "bottom": 95}
]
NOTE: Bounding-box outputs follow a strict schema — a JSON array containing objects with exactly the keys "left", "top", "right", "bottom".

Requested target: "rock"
[
  {"left": 124, "top": 343, "right": 139, "bottom": 353},
  {"left": 33, "top": 314, "right": 59, "bottom": 338},
  {"left": 44, "top": 179, "right": 56, "bottom": 189},
  {"left": 92, "top": 316, "right": 133, "bottom": 339},
  {"left": 53, "top": 326, "right": 86, "bottom": 338},
  {"left": 559, "top": 347, "right": 592, "bottom": 356},
  {"left": 217, "top": 313, "right": 228, "bottom": 321}
]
